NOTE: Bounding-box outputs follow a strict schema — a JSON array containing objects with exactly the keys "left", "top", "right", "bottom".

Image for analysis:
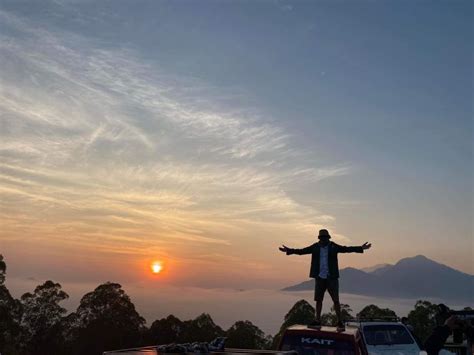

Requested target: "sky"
[{"left": 0, "top": 0, "right": 472, "bottom": 300}]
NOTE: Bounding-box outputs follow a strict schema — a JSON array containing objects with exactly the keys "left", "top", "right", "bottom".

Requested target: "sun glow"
[{"left": 151, "top": 261, "right": 163, "bottom": 274}]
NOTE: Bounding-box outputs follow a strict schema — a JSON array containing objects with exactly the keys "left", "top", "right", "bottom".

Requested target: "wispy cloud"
[{"left": 0, "top": 7, "right": 351, "bottom": 284}]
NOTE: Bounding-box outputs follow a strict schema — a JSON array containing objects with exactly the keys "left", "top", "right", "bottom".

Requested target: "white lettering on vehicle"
[{"left": 301, "top": 337, "right": 335, "bottom": 345}]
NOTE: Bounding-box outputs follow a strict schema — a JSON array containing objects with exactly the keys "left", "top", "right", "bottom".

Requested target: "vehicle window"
[
  {"left": 281, "top": 335, "right": 356, "bottom": 355},
  {"left": 362, "top": 325, "right": 414, "bottom": 345}
]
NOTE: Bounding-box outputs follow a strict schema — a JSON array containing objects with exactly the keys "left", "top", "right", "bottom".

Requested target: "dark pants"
[{"left": 314, "top": 276, "right": 339, "bottom": 302}]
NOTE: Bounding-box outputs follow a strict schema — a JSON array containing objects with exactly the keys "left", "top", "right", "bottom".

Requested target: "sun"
[{"left": 151, "top": 261, "right": 162, "bottom": 274}]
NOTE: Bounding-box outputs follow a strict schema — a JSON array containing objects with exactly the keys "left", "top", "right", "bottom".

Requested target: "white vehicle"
[{"left": 356, "top": 321, "right": 421, "bottom": 355}]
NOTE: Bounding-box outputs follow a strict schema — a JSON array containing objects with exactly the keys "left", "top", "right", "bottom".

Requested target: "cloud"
[{"left": 0, "top": 7, "right": 351, "bottom": 279}]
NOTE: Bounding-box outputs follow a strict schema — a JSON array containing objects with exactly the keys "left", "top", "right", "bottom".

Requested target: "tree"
[
  {"left": 407, "top": 300, "right": 438, "bottom": 342},
  {"left": 71, "top": 282, "right": 146, "bottom": 355},
  {"left": 56, "top": 312, "right": 82, "bottom": 355},
  {"left": 149, "top": 314, "right": 184, "bottom": 345},
  {"left": 0, "top": 255, "right": 22, "bottom": 355},
  {"left": 0, "top": 254, "right": 6, "bottom": 286},
  {"left": 179, "top": 313, "right": 225, "bottom": 343},
  {"left": 19, "top": 280, "right": 69, "bottom": 355},
  {"left": 272, "top": 300, "right": 315, "bottom": 348},
  {"left": 357, "top": 304, "right": 397, "bottom": 320},
  {"left": 226, "top": 320, "right": 272, "bottom": 349},
  {"left": 321, "top": 304, "right": 353, "bottom": 326},
  {"left": 0, "top": 286, "right": 22, "bottom": 355}
]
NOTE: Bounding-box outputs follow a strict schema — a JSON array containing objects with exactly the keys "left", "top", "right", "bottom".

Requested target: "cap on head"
[{"left": 318, "top": 229, "right": 331, "bottom": 239}]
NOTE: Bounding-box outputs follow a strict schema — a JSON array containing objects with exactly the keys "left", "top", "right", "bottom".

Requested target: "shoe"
[
  {"left": 336, "top": 321, "right": 345, "bottom": 332},
  {"left": 308, "top": 320, "right": 321, "bottom": 329}
]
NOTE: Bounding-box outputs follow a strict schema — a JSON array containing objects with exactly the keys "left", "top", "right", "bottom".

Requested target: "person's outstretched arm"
[
  {"left": 279, "top": 244, "right": 314, "bottom": 255},
  {"left": 335, "top": 242, "right": 371, "bottom": 253}
]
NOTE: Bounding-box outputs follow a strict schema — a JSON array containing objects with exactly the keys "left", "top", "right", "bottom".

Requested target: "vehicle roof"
[
  {"left": 357, "top": 322, "right": 407, "bottom": 327},
  {"left": 285, "top": 324, "right": 359, "bottom": 336},
  {"left": 103, "top": 348, "right": 298, "bottom": 355},
  {"left": 103, "top": 347, "right": 157, "bottom": 354}
]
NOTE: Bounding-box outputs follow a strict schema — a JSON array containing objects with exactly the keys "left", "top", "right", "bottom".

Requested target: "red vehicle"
[
  {"left": 278, "top": 325, "right": 368, "bottom": 355},
  {"left": 103, "top": 347, "right": 297, "bottom": 355}
]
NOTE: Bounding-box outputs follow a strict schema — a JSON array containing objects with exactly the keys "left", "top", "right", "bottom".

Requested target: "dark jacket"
[
  {"left": 424, "top": 325, "right": 450, "bottom": 355},
  {"left": 287, "top": 241, "right": 364, "bottom": 279}
]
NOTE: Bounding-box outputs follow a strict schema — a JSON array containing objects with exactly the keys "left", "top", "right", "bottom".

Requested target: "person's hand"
[
  {"left": 361, "top": 242, "right": 372, "bottom": 250},
  {"left": 444, "top": 315, "right": 460, "bottom": 331},
  {"left": 279, "top": 245, "right": 291, "bottom": 253}
]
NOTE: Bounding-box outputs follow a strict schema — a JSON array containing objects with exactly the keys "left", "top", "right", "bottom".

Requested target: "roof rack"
[
  {"left": 450, "top": 310, "right": 474, "bottom": 318},
  {"left": 345, "top": 316, "right": 400, "bottom": 324}
]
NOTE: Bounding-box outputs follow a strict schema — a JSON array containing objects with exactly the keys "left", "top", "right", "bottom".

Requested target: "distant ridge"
[
  {"left": 360, "top": 263, "right": 392, "bottom": 273},
  {"left": 282, "top": 255, "right": 474, "bottom": 302}
]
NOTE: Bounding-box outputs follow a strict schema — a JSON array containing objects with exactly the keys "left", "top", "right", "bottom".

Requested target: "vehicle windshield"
[
  {"left": 362, "top": 324, "right": 414, "bottom": 345},
  {"left": 281, "top": 335, "right": 356, "bottom": 355}
]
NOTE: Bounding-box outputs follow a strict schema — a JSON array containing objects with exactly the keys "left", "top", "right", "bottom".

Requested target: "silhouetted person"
[
  {"left": 279, "top": 229, "right": 371, "bottom": 331},
  {"left": 424, "top": 315, "right": 460, "bottom": 355}
]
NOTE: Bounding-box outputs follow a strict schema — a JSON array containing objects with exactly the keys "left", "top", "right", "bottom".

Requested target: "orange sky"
[{"left": 0, "top": 4, "right": 472, "bottom": 293}]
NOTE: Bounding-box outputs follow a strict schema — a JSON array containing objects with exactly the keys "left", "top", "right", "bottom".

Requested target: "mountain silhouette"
[
  {"left": 282, "top": 255, "right": 473, "bottom": 302},
  {"left": 360, "top": 263, "right": 392, "bottom": 273}
]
